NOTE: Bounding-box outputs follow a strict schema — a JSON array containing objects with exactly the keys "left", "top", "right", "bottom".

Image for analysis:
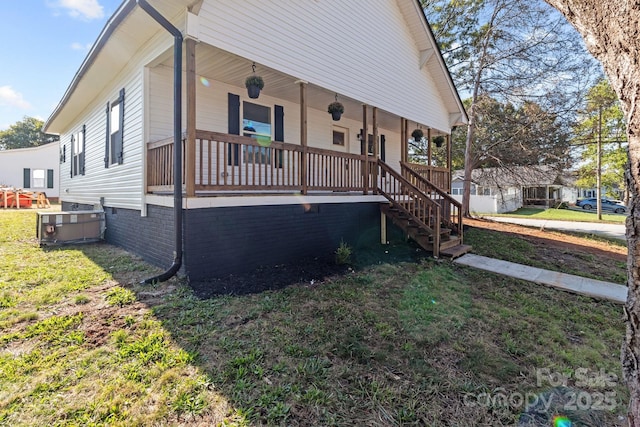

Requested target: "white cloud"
[
  {"left": 71, "top": 42, "right": 92, "bottom": 51},
  {"left": 51, "top": 0, "right": 104, "bottom": 20},
  {"left": 0, "top": 86, "right": 31, "bottom": 110}
]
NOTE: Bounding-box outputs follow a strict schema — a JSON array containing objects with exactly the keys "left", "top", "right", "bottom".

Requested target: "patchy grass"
[
  {"left": 0, "top": 208, "right": 629, "bottom": 426},
  {"left": 489, "top": 207, "right": 626, "bottom": 223}
]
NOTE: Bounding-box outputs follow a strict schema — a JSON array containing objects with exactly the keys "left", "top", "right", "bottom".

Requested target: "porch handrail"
[
  {"left": 147, "top": 130, "right": 372, "bottom": 192},
  {"left": 403, "top": 161, "right": 450, "bottom": 192},
  {"left": 401, "top": 161, "right": 462, "bottom": 239},
  {"left": 377, "top": 159, "right": 442, "bottom": 256}
]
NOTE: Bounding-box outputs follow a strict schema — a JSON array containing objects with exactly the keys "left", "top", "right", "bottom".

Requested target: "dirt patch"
[
  {"left": 465, "top": 218, "right": 626, "bottom": 261},
  {"left": 465, "top": 217, "right": 627, "bottom": 285}
]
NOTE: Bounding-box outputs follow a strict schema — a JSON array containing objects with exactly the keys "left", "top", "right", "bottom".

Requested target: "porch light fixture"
[{"left": 245, "top": 62, "right": 264, "bottom": 99}]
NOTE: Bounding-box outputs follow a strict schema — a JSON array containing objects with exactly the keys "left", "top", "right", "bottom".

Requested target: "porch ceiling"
[{"left": 163, "top": 43, "right": 426, "bottom": 134}]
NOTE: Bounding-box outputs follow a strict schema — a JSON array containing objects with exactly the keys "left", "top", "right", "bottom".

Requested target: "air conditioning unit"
[{"left": 36, "top": 210, "right": 105, "bottom": 245}]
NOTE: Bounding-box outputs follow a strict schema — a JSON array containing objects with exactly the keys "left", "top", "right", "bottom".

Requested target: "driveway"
[{"left": 481, "top": 216, "right": 627, "bottom": 241}]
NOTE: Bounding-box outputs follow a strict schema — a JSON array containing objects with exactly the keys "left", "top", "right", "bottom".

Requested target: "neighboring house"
[
  {"left": 44, "top": 0, "right": 467, "bottom": 281},
  {"left": 0, "top": 143, "right": 59, "bottom": 201},
  {"left": 451, "top": 166, "right": 569, "bottom": 214}
]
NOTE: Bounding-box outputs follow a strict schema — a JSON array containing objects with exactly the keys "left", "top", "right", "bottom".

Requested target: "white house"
[
  {"left": 451, "top": 166, "right": 570, "bottom": 214},
  {"left": 0, "top": 143, "right": 60, "bottom": 201},
  {"left": 44, "top": 0, "right": 468, "bottom": 282}
]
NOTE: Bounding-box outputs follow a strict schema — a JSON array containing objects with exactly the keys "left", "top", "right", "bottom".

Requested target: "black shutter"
[
  {"left": 104, "top": 102, "right": 110, "bottom": 168},
  {"left": 116, "top": 88, "right": 125, "bottom": 164},
  {"left": 274, "top": 105, "right": 284, "bottom": 141},
  {"left": 228, "top": 93, "right": 240, "bottom": 166},
  {"left": 360, "top": 129, "right": 365, "bottom": 155},
  {"left": 80, "top": 125, "right": 86, "bottom": 175},
  {"left": 274, "top": 105, "right": 284, "bottom": 168},
  {"left": 47, "top": 169, "right": 54, "bottom": 189},
  {"left": 70, "top": 134, "right": 75, "bottom": 177},
  {"left": 23, "top": 168, "right": 30, "bottom": 188}
]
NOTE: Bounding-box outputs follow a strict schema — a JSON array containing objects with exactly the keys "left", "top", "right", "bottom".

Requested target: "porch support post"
[
  {"left": 400, "top": 118, "right": 406, "bottom": 164},
  {"left": 372, "top": 106, "right": 379, "bottom": 194},
  {"left": 446, "top": 133, "right": 452, "bottom": 192},
  {"left": 403, "top": 118, "right": 409, "bottom": 164},
  {"left": 427, "top": 127, "right": 432, "bottom": 181},
  {"left": 299, "top": 81, "right": 308, "bottom": 195},
  {"left": 362, "top": 104, "right": 368, "bottom": 195},
  {"left": 185, "top": 38, "right": 197, "bottom": 197}
]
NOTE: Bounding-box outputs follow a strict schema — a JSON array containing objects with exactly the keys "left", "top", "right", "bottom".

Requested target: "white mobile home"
[{"left": 0, "top": 143, "right": 59, "bottom": 201}]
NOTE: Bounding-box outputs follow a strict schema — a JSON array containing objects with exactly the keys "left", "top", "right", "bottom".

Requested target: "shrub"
[{"left": 335, "top": 240, "right": 352, "bottom": 265}]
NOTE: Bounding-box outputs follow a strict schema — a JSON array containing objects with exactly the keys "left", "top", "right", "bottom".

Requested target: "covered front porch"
[{"left": 144, "top": 39, "right": 456, "bottom": 198}]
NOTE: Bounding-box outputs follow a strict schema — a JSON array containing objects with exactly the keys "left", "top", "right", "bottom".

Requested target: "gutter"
[{"left": 137, "top": 0, "right": 184, "bottom": 284}]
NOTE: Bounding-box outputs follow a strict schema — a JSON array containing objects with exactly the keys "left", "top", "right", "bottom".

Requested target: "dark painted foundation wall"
[
  {"left": 62, "top": 201, "right": 382, "bottom": 281},
  {"left": 183, "top": 203, "right": 381, "bottom": 281}
]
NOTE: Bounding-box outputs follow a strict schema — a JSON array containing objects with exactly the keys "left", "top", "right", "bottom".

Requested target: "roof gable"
[{"left": 45, "top": 0, "right": 466, "bottom": 133}]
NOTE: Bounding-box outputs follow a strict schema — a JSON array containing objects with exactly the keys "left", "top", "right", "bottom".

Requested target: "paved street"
[{"left": 482, "top": 216, "right": 627, "bottom": 241}]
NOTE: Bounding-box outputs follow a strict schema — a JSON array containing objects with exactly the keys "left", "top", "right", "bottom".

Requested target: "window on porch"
[{"left": 242, "top": 101, "right": 271, "bottom": 165}]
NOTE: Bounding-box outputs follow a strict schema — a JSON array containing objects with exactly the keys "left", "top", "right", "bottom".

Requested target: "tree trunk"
[
  {"left": 543, "top": 1, "right": 640, "bottom": 424},
  {"left": 461, "top": 5, "right": 499, "bottom": 217},
  {"left": 462, "top": 112, "right": 475, "bottom": 218}
]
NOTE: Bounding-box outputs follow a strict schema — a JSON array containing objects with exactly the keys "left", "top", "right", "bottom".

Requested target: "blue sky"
[{"left": 0, "top": 0, "right": 123, "bottom": 130}]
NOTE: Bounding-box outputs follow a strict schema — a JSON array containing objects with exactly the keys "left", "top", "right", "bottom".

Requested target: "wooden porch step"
[
  {"left": 381, "top": 202, "right": 470, "bottom": 257},
  {"left": 438, "top": 237, "right": 462, "bottom": 250},
  {"left": 425, "top": 228, "right": 451, "bottom": 240},
  {"left": 439, "top": 244, "right": 473, "bottom": 259}
]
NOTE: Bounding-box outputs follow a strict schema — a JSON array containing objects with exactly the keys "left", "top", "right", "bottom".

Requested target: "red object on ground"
[{"left": 4, "top": 192, "right": 33, "bottom": 208}]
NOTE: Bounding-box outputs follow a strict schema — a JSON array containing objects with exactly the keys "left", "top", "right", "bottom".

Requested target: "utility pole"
[{"left": 596, "top": 105, "right": 602, "bottom": 220}]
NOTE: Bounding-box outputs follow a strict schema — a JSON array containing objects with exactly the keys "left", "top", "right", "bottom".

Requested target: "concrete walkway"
[
  {"left": 482, "top": 216, "right": 627, "bottom": 241},
  {"left": 454, "top": 253, "right": 627, "bottom": 304}
]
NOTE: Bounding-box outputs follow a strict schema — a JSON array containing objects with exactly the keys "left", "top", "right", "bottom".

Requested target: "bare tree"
[
  {"left": 424, "top": 0, "right": 599, "bottom": 216},
  {"left": 541, "top": 1, "right": 640, "bottom": 424}
]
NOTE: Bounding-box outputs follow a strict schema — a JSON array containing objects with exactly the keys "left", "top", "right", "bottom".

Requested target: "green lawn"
[
  {"left": 489, "top": 207, "right": 627, "bottom": 223},
  {"left": 0, "top": 209, "right": 629, "bottom": 426}
]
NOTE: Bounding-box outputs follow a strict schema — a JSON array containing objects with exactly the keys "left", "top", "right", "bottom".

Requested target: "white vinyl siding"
[
  {"left": 58, "top": 34, "right": 174, "bottom": 210},
  {"left": 148, "top": 65, "right": 174, "bottom": 141},
  {"left": 198, "top": 0, "right": 451, "bottom": 132},
  {"left": 59, "top": 72, "right": 143, "bottom": 209}
]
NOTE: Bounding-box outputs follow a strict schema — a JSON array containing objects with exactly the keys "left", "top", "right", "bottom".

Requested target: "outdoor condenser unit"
[{"left": 36, "top": 210, "right": 105, "bottom": 245}]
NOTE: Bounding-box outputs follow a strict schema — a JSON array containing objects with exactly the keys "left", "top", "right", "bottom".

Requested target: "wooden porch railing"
[
  {"left": 147, "top": 136, "right": 183, "bottom": 193},
  {"left": 403, "top": 162, "right": 450, "bottom": 192},
  {"left": 401, "top": 162, "right": 462, "bottom": 239},
  {"left": 147, "top": 131, "right": 372, "bottom": 193}
]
